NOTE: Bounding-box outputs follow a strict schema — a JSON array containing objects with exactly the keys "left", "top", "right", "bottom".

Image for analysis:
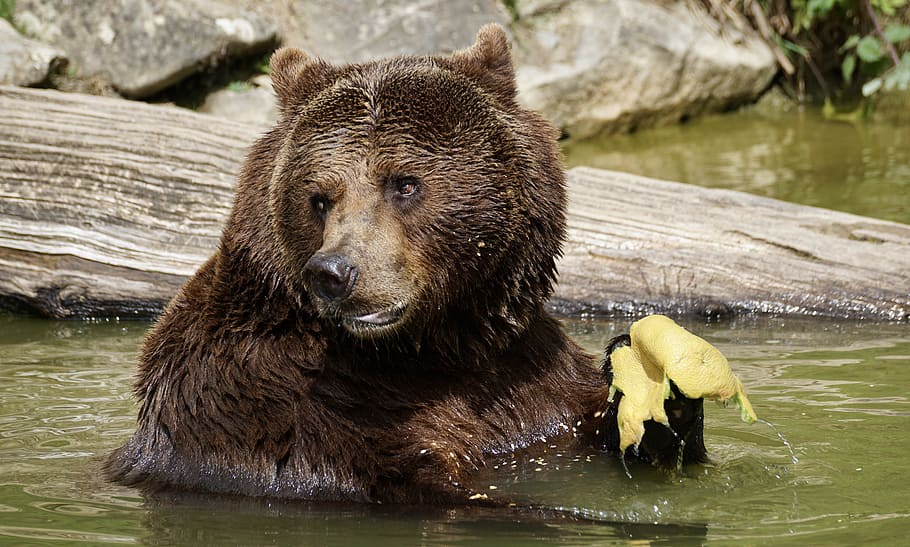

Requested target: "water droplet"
[
  {"left": 621, "top": 454, "right": 632, "bottom": 480},
  {"left": 757, "top": 418, "right": 799, "bottom": 464}
]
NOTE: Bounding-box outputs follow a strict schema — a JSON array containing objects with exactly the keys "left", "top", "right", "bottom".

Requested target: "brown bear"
[{"left": 105, "top": 24, "right": 705, "bottom": 504}]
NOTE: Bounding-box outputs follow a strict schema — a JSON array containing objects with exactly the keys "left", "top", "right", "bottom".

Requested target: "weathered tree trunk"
[
  {"left": 556, "top": 168, "right": 910, "bottom": 320},
  {"left": 1, "top": 86, "right": 908, "bottom": 320},
  {"left": 0, "top": 86, "right": 254, "bottom": 317}
]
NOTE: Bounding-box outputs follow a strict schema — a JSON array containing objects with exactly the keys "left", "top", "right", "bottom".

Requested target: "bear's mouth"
[{"left": 345, "top": 302, "right": 409, "bottom": 333}]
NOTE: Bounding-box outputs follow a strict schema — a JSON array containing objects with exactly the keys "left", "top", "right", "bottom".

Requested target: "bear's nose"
[{"left": 304, "top": 253, "right": 358, "bottom": 301}]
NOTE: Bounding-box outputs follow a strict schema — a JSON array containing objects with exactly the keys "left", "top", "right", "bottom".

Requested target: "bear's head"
[{"left": 240, "top": 25, "right": 565, "bottom": 352}]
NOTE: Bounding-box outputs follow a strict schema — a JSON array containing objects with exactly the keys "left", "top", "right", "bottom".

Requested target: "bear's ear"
[
  {"left": 448, "top": 24, "right": 517, "bottom": 104},
  {"left": 270, "top": 47, "right": 340, "bottom": 113}
]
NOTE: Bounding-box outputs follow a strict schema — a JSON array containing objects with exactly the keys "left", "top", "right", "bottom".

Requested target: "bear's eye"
[
  {"left": 311, "top": 194, "right": 329, "bottom": 217},
  {"left": 393, "top": 176, "right": 420, "bottom": 198}
]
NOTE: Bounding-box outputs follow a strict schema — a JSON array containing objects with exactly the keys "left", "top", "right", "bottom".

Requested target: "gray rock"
[
  {"left": 200, "top": 74, "right": 278, "bottom": 127},
  {"left": 220, "top": 0, "right": 511, "bottom": 62},
  {"left": 222, "top": 0, "right": 773, "bottom": 136},
  {"left": 296, "top": 0, "right": 510, "bottom": 62},
  {"left": 512, "top": 0, "right": 777, "bottom": 138},
  {"left": 0, "top": 18, "right": 66, "bottom": 86},
  {"left": 13, "top": 0, "right": 277, "bottom": 97},
  {"left": 205, "top": 0, "right": 509, "bottom": 127},
  {"left": 511, "top": 0, "right": 571, "bottom": 19}
]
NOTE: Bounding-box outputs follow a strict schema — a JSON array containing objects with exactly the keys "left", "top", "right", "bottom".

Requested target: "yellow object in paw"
[{"left": 609, "top": 315, "right": 758, "bottom": 452}]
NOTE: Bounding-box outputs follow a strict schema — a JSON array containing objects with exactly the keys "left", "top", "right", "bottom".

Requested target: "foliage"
[
  {"left": 745, "top": 0, "right": 910, "bottom": 105},
  {"left": 226, "top": 81, "right": 252, "bottom": 92},
  {"left": 255, "top": 53, "right": 271, "bottom": 75},
  {"left": 502, "top": 0, "right": 519, "bottom": 21},
  {"left": 861, "top": 51, "right": 910, "bottom": 93},
  {"left": 0, "top": 0, "right": 14, "bottom": 23}
]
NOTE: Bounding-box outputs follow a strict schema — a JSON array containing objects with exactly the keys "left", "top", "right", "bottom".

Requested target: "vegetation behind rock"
[{"left": 725, "top": 0, "right": 910, "bottom": 105}]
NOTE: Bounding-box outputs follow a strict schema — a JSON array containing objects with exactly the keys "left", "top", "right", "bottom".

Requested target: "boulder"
[
  {"left": 13, "top": 0, "right": 277, "bottom": 97},
  {"left": 222, "top": 0, "right": 774, "bottom": 137},
  {"left": 511, "top": 0, "right": 777, "bottom": 138},
  {"left": 220, "top": 0, "right": 511, "bottom": 62},
  {"left": 1, "top": 86, "right": 907, "bottom": 321},
  {"left": 199, "top": 75, "right": 277, "bottom": 127},
  {"left": 206, "top": 0, "right": 511, "bottom": 128},
  {"left": 0, "top": 18, "right": 66, "bottom": 86}
]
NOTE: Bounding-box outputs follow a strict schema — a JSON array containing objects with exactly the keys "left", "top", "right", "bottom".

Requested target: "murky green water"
[
  {"left": 563, "top": 104, "right": 910, "bottom": 224},
  {"left": 1, "top": 314, "right": 908, "bottom": 545}
]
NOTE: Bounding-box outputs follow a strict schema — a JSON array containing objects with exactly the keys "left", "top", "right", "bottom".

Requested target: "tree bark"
[
  {"left": 0, "top": 86, "right": 255, "bottom": 317},
  {"left": 555, "top": 168, "right": 910, "bottom": 320},
  {"left": 1, "top": 86, "right": 908, "bottom": 320}
]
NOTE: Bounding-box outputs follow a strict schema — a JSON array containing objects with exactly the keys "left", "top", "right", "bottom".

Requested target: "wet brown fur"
[{"left": 105, "top": 25, "right": 702, "bottom": 504}]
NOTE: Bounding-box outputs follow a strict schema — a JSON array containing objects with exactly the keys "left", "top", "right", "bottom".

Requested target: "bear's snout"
[{"left": 305, "top": 252, "right": 358, "bottom": 302}]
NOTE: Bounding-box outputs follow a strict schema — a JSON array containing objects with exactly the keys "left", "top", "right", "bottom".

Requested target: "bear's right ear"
[
  {"left": 448, "top": 24, "right": 517, "bottom": 105},
  {"left": 270, "top": 47, "right": 340, "bottom": 113}
]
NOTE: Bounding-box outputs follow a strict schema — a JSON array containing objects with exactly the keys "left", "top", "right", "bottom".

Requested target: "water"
[
  {"left": 1, "top": 314, "right": 908, "bottom": 545},
  {"left": 563, "top": 103, "right": 910, "bottom": 224},
  {"left": 755, "top": 419, "right": 798, "bottom": 464}
]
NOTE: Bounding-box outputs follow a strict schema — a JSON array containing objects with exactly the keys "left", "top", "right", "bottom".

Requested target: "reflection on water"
[
  {"left": 563, "top": 104, "right": 910, "bottom": 224},
  {"left": 0, "top": 314, "right": 908, "bottom": 545}
]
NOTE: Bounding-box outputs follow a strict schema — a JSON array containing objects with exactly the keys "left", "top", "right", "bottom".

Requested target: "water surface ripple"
[{"left": 1, "top": 315, "right": 908, "bottom": 545}]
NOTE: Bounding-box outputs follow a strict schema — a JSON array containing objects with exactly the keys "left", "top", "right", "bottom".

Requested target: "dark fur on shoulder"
[{"left": 105, "top": 25, "right": 703, "bottom": 504}]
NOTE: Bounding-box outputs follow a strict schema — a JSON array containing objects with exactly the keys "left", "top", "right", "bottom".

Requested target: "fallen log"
[
  {"left": 1, "top": 86, "right": 908, "bottom": 320},
  {"left": 557, "top": 168, "right": 910, "bottom": 320},
  {"left": 0, "top": 86, "right": 255, "bottom": 317}
]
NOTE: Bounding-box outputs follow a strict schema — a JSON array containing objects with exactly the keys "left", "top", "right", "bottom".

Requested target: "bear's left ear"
[
  {"left": 270, "top": 47, "right": 341, "bottom": 114},
  {"left": 448, "top": 24, "right": 517, "bottom": 104}
]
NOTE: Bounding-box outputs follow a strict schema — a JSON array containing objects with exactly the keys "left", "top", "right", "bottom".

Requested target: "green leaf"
[
  {"left": 856, "top": 36, "right": 885, "bottom": 63},
  {"left": 226, "top": 81, "right": 251, "bottom": 92},
  {"left": 872, "top": 0, "right": 909, "bottom": 17},
  {"left": 862, "top": 77, "right": 883, "bottom": 97},
  {"left": 883, "top": 25, "right": 910, "bottom": 44},
  {"left": 780, "top": 38, "right": 810, "bottom": 57},
  {"left": 842, "top": 54, "right": 857, "bottom": 83},
  {"left": 883, "top": 61, "right": 910, "bottom": 91},
  {"left": 255, "top": 54, "right": 271, "bottom": 74},
  {"left": 807, "top": 0, "right": 836, "bottom": 18},
  {"left": 0, "top": 0, "right": 14, "bottom": 23},
  {"left": 839, "top": 35, "right": 861, "bottom": 53}
]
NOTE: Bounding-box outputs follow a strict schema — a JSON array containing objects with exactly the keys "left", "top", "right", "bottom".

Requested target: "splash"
[{"left": 757, "top": 418, "right": 799, "bottom": 464}]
